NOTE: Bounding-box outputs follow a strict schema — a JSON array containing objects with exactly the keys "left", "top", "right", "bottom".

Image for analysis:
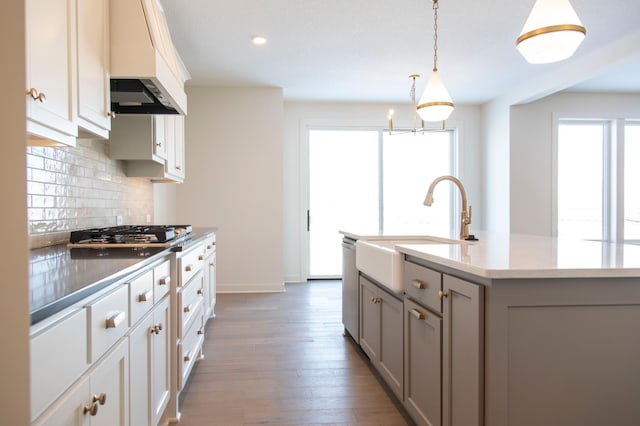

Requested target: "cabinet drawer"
[
  {"left": 30, "top": 309, "right": 89, "bottom": 421},
  {"left": 404, "top": 261, "right": 442, "bottom": 313},
  {"left": 178, "top": 270, "right": 204, "bottom": 338},
  {"left": 203, "top": 235, "right": 216, "bottom": 258},
  {"left": 178, "top": 313, "right": 205, "bottom": 390},
  {"left": 178, "top": 242, "right": 204, "bottom": 286},
  {"left": 154, "top": 259, "right": 171, "bottom": 302},
  {"left": 129, "top": 269, "right": 154, "bottom": 326},
  {"left": 87, "top": 285, "right": 129, "bottom": 362}
]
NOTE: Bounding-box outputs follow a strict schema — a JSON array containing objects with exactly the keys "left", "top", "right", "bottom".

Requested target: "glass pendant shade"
[
  {"left": 416, "top": 70, "right": 454, "bottom": 122},
  {"left": 516, "top": 0, "right": 586, "bottom": 64}
]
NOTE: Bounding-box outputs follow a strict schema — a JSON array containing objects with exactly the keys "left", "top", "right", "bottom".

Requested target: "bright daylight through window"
[
  {"left": 309, "top": 129, "right": 455, "bottom": 277},
  {"left": 558, "top": 119, "right": 640, "bottom": 242}
]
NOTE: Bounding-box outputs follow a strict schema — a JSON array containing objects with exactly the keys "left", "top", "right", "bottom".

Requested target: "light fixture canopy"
[
  {"left": 516, "top": 0, "right": 586, "bottom": 64},
  {"left": 415, "top": 0, "right": 454, "bottom": 123},
  {"left": 251, "top": 35, "right": 268, "bottom": 45}
]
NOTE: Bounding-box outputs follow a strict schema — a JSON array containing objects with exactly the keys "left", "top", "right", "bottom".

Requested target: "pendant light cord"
[{"left": 433, "top": 0, "right": 439, "bottom": 72}]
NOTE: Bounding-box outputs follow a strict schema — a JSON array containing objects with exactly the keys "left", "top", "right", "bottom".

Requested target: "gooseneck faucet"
[{"left": 424, "top": 175, "right": 472, "bottom": 240}]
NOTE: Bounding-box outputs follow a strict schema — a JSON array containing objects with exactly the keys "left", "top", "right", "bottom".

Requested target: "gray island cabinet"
[{"left": 342, "top": 230, "right": 640, "bottom": 426}]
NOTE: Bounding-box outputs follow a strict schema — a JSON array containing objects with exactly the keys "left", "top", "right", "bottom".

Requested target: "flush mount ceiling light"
[
  {"left": 415, "top": 0, "right": 454, "bottom": 123},
  {"left": 251, "top": 35, "right": 267, "bottom": 45},
  {"left": 516, "top": 0, "right": 586, "bottom": 64}
]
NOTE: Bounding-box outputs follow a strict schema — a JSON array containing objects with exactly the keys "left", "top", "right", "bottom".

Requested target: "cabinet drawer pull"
[
  {"left": 150, "top": 323, "right": 163, "bottom": 335},
  {"left": 184, "top": 304, "right": 192, "bottom": 313},
  {"left": 412, "top": 280, "right": 426, "bottom": 289},
  {"left": 197, "top": 328, "right": 204, "bottom": 335},
  {"left": 439, "top": 290, "right": 449, "bottom": 299},
  {"left": 138, "top": 289, "right": 153, "bottom": 302},
  {"left": 184, "top": 351, "right": 191, "bottom": 362},
  {"left": 411, "top": 309, "right": 426, "bottom": 320},
  {"left": 83, "top": 401, "right": 99, "bottom": 416},
  {"left": 197, "top": 288, "right": 204, "bottom": 296},
  {"left": 198, "top": 255, "right": 204, "bottom": 261},
  {"left": 158, "top": 276, "right": 170, "bottom": 286},
  {"left": 176, "top": 165, "right": 182, "bottom": 170},
  {"left": 185, "top": 264, "right": 193, "bottom": 272},
  {"left": 207, "top": 244, "right": 213, "bottom": 250},
  {"left": 209, "top": 262, "right": 215, "bottom": 267},
  {"left": 105, "top": 311, "right": 125, "bottom": 329}
]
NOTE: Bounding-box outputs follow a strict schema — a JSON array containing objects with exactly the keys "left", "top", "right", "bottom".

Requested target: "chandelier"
[
  {"left": 387, "top": 0, "right": 454, "bottom": 134},
  {"left": 516, "top": 0, "right": 586, "bottom": 64}
]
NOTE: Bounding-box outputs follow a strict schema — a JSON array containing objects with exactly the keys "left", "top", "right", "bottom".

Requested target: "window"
[
  {"left": 308, "top": 129, "right": 457, "bottom": 277},
  {"left": 557, "top": 119, "right": 639, "bottom": 242}
]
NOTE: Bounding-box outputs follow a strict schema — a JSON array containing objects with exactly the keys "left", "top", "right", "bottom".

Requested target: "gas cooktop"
[{"left": 68, "top": 225, "right": 192, "bottom": 247}]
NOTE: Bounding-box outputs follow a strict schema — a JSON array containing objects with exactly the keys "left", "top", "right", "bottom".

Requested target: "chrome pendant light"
[
  {"left": 416, "top": 0, "right": 454, "bottom": 123},
  {"left": 516, "top": 0, "right": 586, "bottom": 64}
]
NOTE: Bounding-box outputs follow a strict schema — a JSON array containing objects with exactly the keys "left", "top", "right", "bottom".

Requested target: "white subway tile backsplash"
[{"left": 27, "top": 139, "right": 153, "bottom": 248}]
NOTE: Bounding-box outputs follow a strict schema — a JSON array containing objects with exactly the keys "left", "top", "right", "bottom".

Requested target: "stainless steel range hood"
[{"left": 110, "top": 0, "right": 188, "bottom": 115}]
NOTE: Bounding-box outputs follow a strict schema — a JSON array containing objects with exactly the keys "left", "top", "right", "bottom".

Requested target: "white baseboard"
[{"left": 216, "top": 281, "right": 285, "bottom": 293}]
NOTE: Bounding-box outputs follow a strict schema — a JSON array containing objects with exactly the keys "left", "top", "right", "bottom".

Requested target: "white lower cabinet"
[
  {"left": 359, "top": 275, "right": 404, "bottom": 401},
  {"left": 202, "top": 235, "right": 216, "bottom": 319},
  {"left": 129, "top": 297, "right": 170, "bottom": 426},
  {"left": 34, "top": 338, "right": 129, "bottom": 426}
]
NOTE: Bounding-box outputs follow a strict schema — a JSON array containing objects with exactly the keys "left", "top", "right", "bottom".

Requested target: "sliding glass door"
[{"left": 308, "top": 128, "right": 456, "bottom": 278}]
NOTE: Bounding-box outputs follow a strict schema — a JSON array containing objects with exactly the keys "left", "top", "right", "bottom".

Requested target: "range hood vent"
[{"left": 110, "top": 0, "right": 188, "bottom": 115}]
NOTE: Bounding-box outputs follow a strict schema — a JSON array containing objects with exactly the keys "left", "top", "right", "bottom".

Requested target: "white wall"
[
  {"left": 176, "top": 86, "right": 284, "bottom": 292},
  {"left": 2, "top": 0, "right": 30, "bottom": 422},
  {"left": 510, "top": 91, "right": 640, "bottom": 236},
  {"left": 283, "top": 102, "right": 483, "bottom": 282}
]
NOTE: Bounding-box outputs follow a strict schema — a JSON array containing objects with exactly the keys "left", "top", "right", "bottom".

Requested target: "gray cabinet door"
[
  {"left": 404, "top": 297, "right": 442, "bottom": 426},
  {"left": 442, "top": 275, "right": 483, "bottom": 426},
  {"left": 359, "top": 276, "right": 379, "bottom": 360},
  {"left": 342, "top": 240, "right": 359, "bottom": 341},
  {"left": 378, "top": 290, "right": 404, "bottom": 401}
]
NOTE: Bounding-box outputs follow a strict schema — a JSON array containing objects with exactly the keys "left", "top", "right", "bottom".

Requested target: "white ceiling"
[{"left": 160, "top": 0, "right": 640, "bottom": 105}]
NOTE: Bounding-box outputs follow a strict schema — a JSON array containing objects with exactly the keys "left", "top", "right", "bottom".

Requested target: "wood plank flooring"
[{"left": 177, "top": 281, "right": 413, "bottom": 425}]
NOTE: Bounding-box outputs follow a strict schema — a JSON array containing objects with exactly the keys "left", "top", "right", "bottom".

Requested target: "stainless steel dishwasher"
[{"left": 341, "top": 236, "right": 359, "bottom": 342}]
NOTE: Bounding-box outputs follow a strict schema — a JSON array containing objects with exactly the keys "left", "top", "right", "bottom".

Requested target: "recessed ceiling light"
[{"left": 251, "top": 35, "right": 267, "bottom": 45}]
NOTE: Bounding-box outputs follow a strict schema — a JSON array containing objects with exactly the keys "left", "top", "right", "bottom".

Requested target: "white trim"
[{"left": 216, "top": 282, "right": 285, "bottom": 293}]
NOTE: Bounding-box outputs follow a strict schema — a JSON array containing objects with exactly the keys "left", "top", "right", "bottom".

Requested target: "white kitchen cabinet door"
[
  {"left": 76, "top": 0, "right": 111, "bottom": 138},
  {"left": 90, "top": 338, "right": 129, "bottom": 426},
  {"left": 32, "top": 373, "right": 91, "bottom": 426},
  {"left": 26, "top": 0, "right": 77, "bottom": 146},
  {"left": 151, "top": 297, "right": 171, "bottom": 425},
  {"left": 164, "top": 115, "right": 185, "bottom": 181}
]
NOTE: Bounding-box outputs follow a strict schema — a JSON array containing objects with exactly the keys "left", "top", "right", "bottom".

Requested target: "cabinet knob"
[
  {"left": 197, "top": 328, "right": 204, "bottom": 335},
  {"left": 107, "top": 111, "right": 116, "bottom": 118},
  {"left": 150, "top": 323, "right": 163, "bottom": 335},
  {"left": 184, "top": 351, "right": 191, "bottom": 362},
  {"left": 184, "top": 304, "right": 192, "bottom": 313},
  {"left": 176, "top": 165, "right": 182, "bottom": 170},
  {"left": 198, "top": 255, "right": 204, "bottom": 261},
  {"left": 438, "top": 290, "right": 449, "bottom": 299},
  {"left": 37, "top": 92, "right": 46, "bottom": 103},
  {"left": 197, "top": 288, "right": 204, "bottom": 296},
  {"left": 83, "top": 401, "right": 99, "bottom": 416},
  {"left": 26, "top": 87, "right": 39, "bottom": 99},
  {"left": 93, "top": 393, "right": 107, "bottom": 405},
  {"left": 185, "top": 264, "right": 193, "bottom": 272}
]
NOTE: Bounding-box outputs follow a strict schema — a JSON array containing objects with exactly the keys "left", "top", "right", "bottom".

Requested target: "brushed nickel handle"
[
  {"left": 438, "top": 290, "right": 449, "bottom": 299},
  {"left": 93, "top": 392, "right": 107, "bottom": 405},
  {"left": 83, "top": 401, "right": 98, "bottom": 416},
  {"left": 184, "top": 304, "right": 192, "bottom": 313},
  {"left": 185, "top": 264, "right": 193, "bottom": 272},
  {"left": 138, "top": 289, "right": 153, "bottom": 302},
  {"left": 412, "top": 280, "right": 426, "bottom": 289},
  {"left": 158, "top": 276, "right": 170, "bottom": 286},
  {"left": 411, "top": 309, "right": 426, "bottom": 320},
  {"left": 105, "top": 311, "right": 125, "bottom": 329}
]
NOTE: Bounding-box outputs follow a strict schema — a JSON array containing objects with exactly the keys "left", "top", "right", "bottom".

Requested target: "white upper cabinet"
[
  {"left": 76, "top": 0, "right": 112, "bottom": 139},
  {"left": 25, "top": 0, "right": 78, "bottom": 146}
]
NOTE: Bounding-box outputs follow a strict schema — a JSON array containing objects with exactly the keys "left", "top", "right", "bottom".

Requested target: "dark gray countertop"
[{"left": 29, "top": 227, "right": 216, "bottom": 325}]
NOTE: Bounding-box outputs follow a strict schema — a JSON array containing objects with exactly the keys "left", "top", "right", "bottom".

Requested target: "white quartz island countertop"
[{"left": 342, "top": 229, "right": 640, "bottom": 279}]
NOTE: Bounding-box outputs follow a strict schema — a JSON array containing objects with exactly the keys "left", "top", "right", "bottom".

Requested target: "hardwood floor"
[{"left": 177, "top": 281, "right": 413, "bottom": 425}]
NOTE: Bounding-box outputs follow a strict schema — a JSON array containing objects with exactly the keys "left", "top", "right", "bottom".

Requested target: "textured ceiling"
[{"left": 161, "top": 0, "right": 640, "bottom": 104}]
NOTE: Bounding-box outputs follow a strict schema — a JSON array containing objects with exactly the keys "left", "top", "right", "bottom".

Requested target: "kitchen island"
[{"left": 342, "top": 229, "right": 640, "bottom": 426}]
